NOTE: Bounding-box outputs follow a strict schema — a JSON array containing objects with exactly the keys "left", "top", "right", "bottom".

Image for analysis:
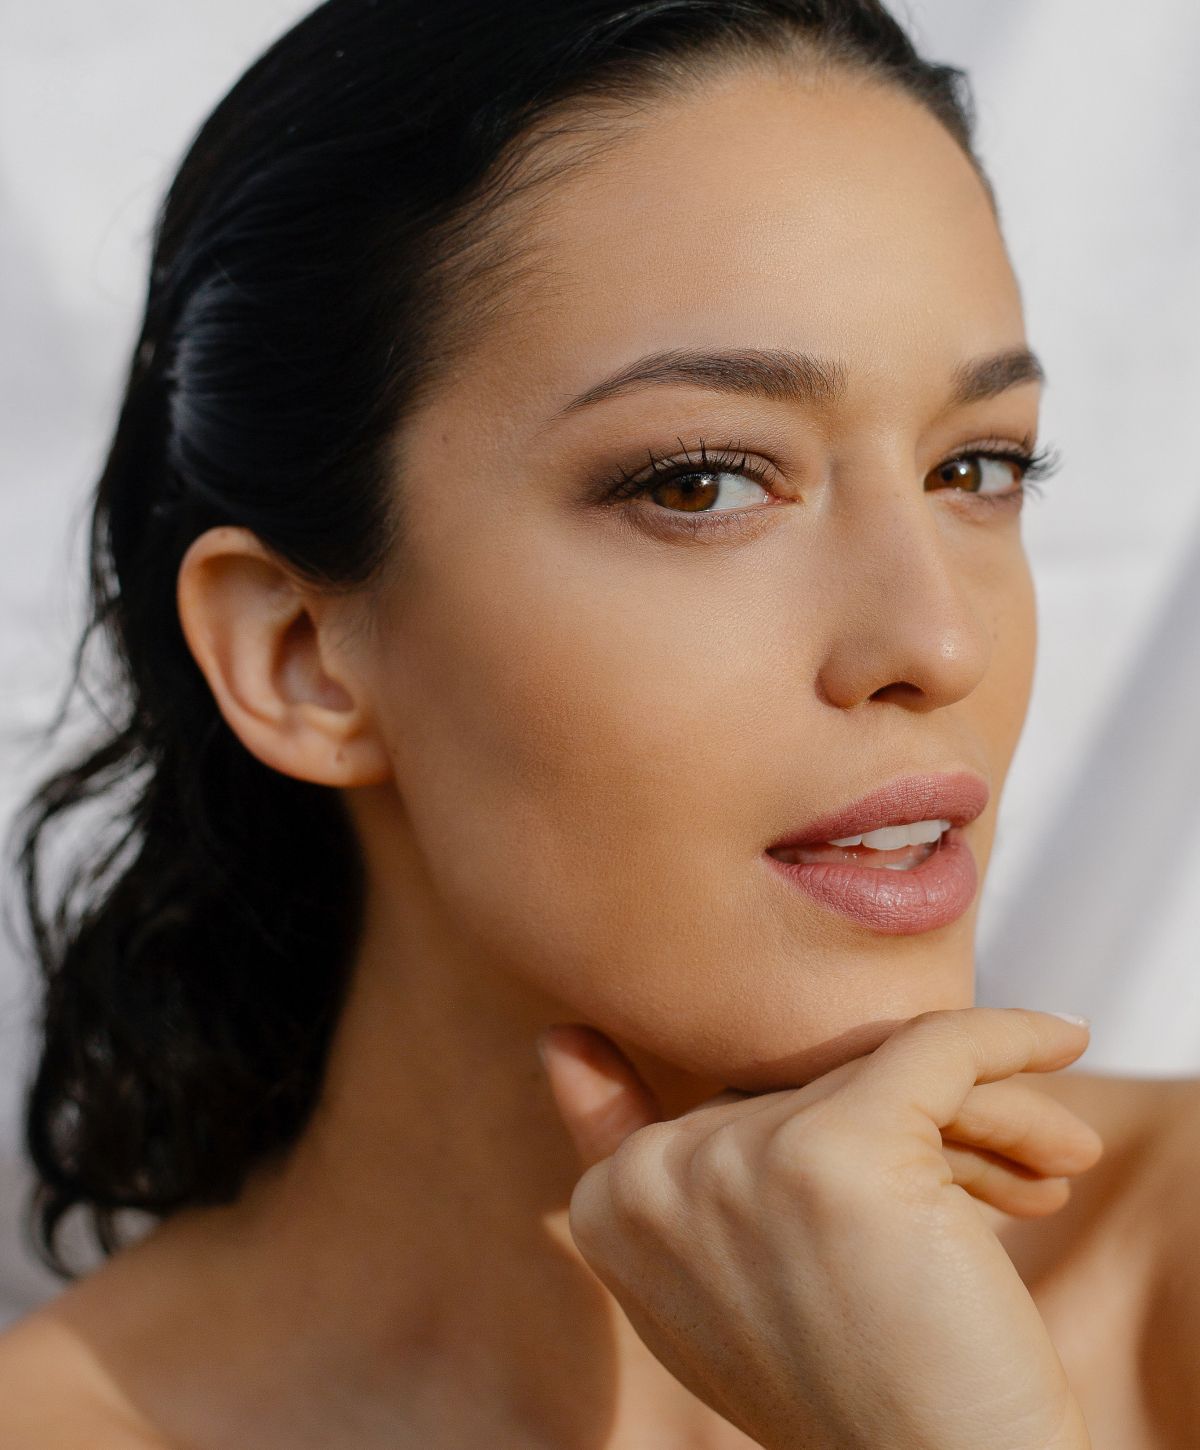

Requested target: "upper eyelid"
[
  {"left": 621, "top": 439, "right": 768, "bottom": 480},
  {"left": 611, "top": 442, "right": 782, "bottom": 496},
  {"left": 616, "top": 436, "right": 1040, "bottom": 492}
]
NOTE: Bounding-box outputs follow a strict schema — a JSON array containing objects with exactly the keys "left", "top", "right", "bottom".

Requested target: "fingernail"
[{"left": 1048, "top": 1012, "right": 1090, "bottom": 1028}]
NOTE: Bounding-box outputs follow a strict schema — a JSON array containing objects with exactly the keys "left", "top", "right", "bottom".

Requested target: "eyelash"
[{"left": 601, "top": 436, "right": 1063, "bottom": 535}]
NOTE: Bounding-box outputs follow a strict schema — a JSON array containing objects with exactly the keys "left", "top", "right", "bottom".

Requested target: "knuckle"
[
  {"left": 891, "top": 1009, "right": 974, "bottom": 1064},
  {"left": 604, "top": 1131, "right": 672, "bottom": 1229},
  {"left": 1009, "top": 1012, "right": 1044, "bottom": 1061},
  {"left": 898, "top": 1006, "right": 1044, "bottom": 1076},
  {"left": 687, "top": 1124, "right": 751, "bottom": 1202},
  {"left": 761, "top": 1113, "right": 864, "bottom": 1206},
  {"left": 567, "top": 1161, "right": 613, "bottom": 1255},
  {"left": 999, "top": 1112, "right": 1038, "bottom": 1160},
  {"left": 905, "top": 1007, "right": 948, "bottom": 1030},
  {"left": 966, "top": 1088, "right": 1038, "bottom": 1156},
  {"left": 883, "top": 1143, "right": 952, "bottom": 1207},
  {"left": 908, "top": 1007, "right": 975, "bottom": 1047}
]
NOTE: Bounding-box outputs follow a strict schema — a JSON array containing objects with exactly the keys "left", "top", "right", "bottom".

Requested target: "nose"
[{"left": 814, "top": 484, "right": 992, "bottom": 713}]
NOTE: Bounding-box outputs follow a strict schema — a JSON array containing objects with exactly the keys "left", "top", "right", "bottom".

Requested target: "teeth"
[{"left": 828, "top": 818, "right": 951, "bottom": 850}]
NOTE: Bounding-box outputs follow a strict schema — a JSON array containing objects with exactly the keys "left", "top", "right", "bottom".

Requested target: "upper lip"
[{"left": 765, "top": 771, "right": 990, "bottom": 851}]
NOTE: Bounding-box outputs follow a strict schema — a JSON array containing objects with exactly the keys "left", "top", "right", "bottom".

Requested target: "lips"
[
  {"left": 762, "top": 772, "right": 990, "bottom": 936},
  {"left": 765, "top": 772, "right": 989, "bottom": 852}
]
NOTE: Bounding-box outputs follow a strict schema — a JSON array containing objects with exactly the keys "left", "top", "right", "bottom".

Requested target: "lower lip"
[{"left": 762, "top": 828, "right": 978, "bottom": 935}]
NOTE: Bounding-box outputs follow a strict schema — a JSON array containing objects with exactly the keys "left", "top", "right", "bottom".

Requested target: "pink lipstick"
[{"left": 762, "top": 772, "right": 989, "bottom": 935}]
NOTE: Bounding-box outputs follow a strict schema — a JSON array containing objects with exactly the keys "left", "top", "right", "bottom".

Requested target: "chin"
[{"left": 615, "top": 951, "right": 977, "bottom": 1105}]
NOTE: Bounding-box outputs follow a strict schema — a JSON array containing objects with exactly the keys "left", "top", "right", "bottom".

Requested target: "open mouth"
[
  {"left": 761, "top": 775, "right": 985, "bottom": 933},
  {"left": 766, "top": 817, "right": 950, "bottom": 872}
]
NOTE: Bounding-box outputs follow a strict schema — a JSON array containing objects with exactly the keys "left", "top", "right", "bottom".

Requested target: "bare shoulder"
[
  {"left": 0, "top": 1306, "right": 172, "bottom": 1449},
  {"left": 1030, "top": 1071, "right": 1200, "bottom": 1449},
  {"left": 1129, "top": 1074, "right": 1200, "bottom": 1449},
  {"left": 1134, "top": 1071, "right": 1200, "bottom": 1231}
]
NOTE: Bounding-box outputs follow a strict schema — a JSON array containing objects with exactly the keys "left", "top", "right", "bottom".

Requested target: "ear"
[{"left": 176, "top": 526, "right": 392, "bottom": 787}]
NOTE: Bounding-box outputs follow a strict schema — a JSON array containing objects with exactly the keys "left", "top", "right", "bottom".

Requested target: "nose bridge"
[{"left": 816, "top": 480, "right": 992, "bottom": 711}]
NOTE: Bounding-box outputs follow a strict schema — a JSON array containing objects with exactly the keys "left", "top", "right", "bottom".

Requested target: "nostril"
[{"left": 870, "top": 681, "right": 927, "bottom": 705}]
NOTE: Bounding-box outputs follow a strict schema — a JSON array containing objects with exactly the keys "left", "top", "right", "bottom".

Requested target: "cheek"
[
  {"left": 369, "top": 473, "right": 1034, "bottom": 1079},
  {"left": 959, "top": 540, "right": 1036, "bottom": 887},
  {"left": 980, "top": 544, "right": 1037, "bottom": 765},
  {"left": 387, "top": 525, "right": 771, "bottom": 895},
  {"left": 376, "top": 512, "right": 866, "bottom": 1062}
]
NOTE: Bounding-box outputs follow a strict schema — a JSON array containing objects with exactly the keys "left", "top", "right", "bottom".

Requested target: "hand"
[{"left": 537, "top": 1007, "right": 1103, "bottom": 1450}]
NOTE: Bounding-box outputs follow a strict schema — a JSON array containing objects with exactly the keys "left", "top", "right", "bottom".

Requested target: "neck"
[{"left": 69, "top": 826, "right": 755, "bottom": 1449}]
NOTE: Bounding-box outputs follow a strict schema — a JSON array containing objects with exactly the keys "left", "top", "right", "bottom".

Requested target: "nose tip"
[{"left": 814, "top": 507, "right": 993, "bottom": 713}]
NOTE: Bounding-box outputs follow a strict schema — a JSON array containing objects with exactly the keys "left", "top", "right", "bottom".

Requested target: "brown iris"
[
  {"left": 647, "top": 474, "right": 724, "bottom": 512},
  {"left": 926, "top": 457, "right": 1016, "bottom": 493}
]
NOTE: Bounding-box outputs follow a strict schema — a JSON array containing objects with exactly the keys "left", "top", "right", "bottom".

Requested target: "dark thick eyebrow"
[
  {"left": 946, "top": 346, "right": 1046, "bottom": 406},
  {"left": 553, "top": 345, "right": 1044, "bottom": 417}
]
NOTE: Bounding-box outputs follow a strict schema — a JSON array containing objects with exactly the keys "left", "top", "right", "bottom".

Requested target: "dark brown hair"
[{"left": 5, "top": 0, "right": 989, "bottom": 1278}]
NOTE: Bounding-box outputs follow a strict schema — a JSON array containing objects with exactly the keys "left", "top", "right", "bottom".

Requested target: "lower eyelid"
[
  {"left": 624, "top": 495, "right": 786, "bottom": 542},
  {"left": 935, "top": 485, "right": 1027, "bottom": 517},
  {"left": 633, "top": 484, "right": 1027, "bottom": 541}
]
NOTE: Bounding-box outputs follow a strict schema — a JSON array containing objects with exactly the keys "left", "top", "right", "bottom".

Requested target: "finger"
[
  {"left": 670, "top": 1083, "right": 771, "bottom": 1130},
  {"left": 671, "top": 1054, "right": 874, "bottom": 1137},
  {"left": 537, "top": 1024, "right": 661, "bottom": 1168},
  {"left": 942, "top": 1142, "right": 1073, "bottom": 1218},
  {"left": 942, "top": 1077, "right": 1105, "bottom": 1178},
  {"left": 840, "top": 1007, "right": 1092, "bottom": 1130}
]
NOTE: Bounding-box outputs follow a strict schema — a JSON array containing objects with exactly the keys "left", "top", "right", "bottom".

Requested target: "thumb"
[{"left": 536, "top": 1023, "right": 662, "bottom": 1168}]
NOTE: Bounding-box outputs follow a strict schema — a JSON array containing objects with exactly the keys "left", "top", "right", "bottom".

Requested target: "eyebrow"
[{"left": 553, "top": 345, "right": 1045, "bottom": 417}]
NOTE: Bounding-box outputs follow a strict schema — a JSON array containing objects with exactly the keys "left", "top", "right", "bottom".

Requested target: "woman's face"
[{"left": 353, "top": 63, "right": 1039, "bottom": 1090}]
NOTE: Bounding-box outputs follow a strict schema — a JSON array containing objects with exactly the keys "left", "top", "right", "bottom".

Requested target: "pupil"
[{"left": 934, "top": 458, "right": 980, "bottom": 491}]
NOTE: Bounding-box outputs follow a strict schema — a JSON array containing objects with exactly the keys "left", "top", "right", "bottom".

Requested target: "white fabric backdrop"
[{"left": 1, "top": 0, "right": 1197, "bottom": 1324}]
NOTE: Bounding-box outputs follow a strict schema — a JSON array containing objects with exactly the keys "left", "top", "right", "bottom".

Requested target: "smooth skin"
[
  {"left": 547, "top": 1008, "right": 1101, "bottom": 1450},
  {"left": 3, "top": 55, "right": 1199, "bottom": 1450}
]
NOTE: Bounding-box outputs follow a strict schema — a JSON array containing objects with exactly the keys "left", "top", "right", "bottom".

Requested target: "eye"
[
  {"left": 598, "top": 437, "right": 1061, "bottom": 533},
  {"left": 924, "top": 446, "right": 1053, "bottom": 498},
  {"left": 604, "top": 442, "right": 778, "bottom": 515},
  {"left": 637, "top": 466, "right": 770, "bottom": 514}
]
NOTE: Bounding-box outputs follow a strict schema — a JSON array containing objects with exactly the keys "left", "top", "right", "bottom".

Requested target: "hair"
[{"left": 5, "top": 0, "right": 991, "bottom": 1278}]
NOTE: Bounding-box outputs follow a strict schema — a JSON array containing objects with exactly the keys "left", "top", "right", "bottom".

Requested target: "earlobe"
[{"left": 176, "top": 527, "right": 393, "bottom": 788}]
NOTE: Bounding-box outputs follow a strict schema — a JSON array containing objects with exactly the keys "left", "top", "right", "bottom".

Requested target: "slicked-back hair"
[{"left": 5, "top": 0, "right": 987, "bottom": 1277}]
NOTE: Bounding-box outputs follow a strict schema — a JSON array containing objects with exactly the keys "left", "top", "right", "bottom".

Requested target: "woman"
[{"left": 1, "top": 0, "right": 1195, "bottom": 1444}]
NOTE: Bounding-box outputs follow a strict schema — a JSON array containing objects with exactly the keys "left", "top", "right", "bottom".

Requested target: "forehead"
[{"left": 442, "top": 62, "right": 1023, "bottom": 428}]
